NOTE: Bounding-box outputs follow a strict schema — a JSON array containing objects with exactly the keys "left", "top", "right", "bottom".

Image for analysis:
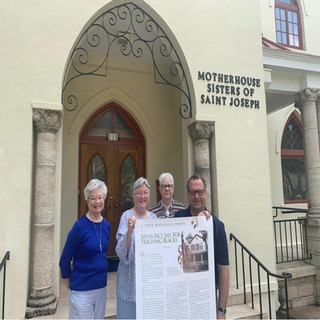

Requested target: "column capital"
[
  {"left": 188, "top": 121, "right": 214, "bottom": 141},
  {"left": 33, "top": 108, "right": 62, "bottom": 134},
  {"left": 295, "top": 88, "right": 318, "bottom": 110}
]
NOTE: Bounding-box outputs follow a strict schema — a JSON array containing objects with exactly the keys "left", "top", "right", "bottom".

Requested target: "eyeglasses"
[
  {"left": 188, "top": 189, "right": 206, "bottom": 197},
  {"left": 134, "top": 191, "right": 150, "bottom": 197},
  {"left": 89, "top": 196, "right": 105, "bottom": 202},
  {"left": 160, "top": 184, "right": 174, "bottom": 189}
]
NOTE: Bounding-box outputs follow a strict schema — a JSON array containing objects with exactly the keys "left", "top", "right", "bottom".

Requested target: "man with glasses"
[
  {"left": 175, "top": 175, "right": 229, "bottom": 319},
  {"left": 150, "top": 172, "right": 185, "bottom": 218}
]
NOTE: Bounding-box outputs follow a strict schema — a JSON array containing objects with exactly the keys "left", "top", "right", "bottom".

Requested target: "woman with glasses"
[
  {"left": 116, "top": 177, "right": 156, "bottom": 319},
  {"left": 59, "top": 179, "right": 110, "bottom": 319}
]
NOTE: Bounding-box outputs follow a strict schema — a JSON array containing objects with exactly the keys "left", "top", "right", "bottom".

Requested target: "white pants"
[{"left": 69, "top": 286, "right": 107, "bottom": 319}]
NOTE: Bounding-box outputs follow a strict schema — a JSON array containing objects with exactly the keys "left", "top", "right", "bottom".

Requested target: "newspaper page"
[{"left": 135, "top": 216, "right": 216, "bottom": 319}]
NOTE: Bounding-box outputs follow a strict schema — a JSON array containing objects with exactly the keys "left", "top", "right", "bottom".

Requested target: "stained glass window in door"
[
  {"left": 89, "top": 154, "right": 106, "bottom": 182},
  {"left": 121, "top": 156, "right": 136, "bottom": 212}
]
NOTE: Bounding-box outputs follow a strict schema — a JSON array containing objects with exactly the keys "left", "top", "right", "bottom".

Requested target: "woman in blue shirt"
[
  {"left": 59, "top": 179, "right": 110, "bottom": 319},
  {"left": 116, "top": 177, "right": 156, "bottom": 319}
]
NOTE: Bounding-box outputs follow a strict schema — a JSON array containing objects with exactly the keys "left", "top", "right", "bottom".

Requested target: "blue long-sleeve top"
[
  {"left": 116, "top": 209, "right": 156, "bottom": 302},
  {"left": 59, "top": 214, "right": 110, "bottom": 291}
]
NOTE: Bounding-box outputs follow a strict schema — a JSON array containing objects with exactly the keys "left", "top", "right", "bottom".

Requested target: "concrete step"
[
  {"left": 227, "top": 304, "right": 268, "bottom": 319},
  {"left": 227, "top": 286, "right": 252, "bottom": 307}
]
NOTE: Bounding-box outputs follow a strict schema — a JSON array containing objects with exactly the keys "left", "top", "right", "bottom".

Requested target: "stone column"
[
  {"left": 296, "top": 88, "right": 320, "bottom": 217},
  {"left": 317, "top": 90, "right": 320, "bottom": 153},
  {"left": 296, "top": 88, "right": 320, "bottom": 302},
  {"left": 188, "top": 121, "right": 214, "bottom": 212},
  {"left": 25, "top": 108, "right": 62, "bottom": 318}
]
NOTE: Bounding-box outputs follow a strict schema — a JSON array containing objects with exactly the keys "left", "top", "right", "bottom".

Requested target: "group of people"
[{"left": 59, "top": 173, "right": 229, "bottom": 319}]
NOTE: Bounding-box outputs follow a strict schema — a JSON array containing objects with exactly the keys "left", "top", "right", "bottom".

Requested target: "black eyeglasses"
[
  {"left": 188, "top": 189, "right": 206, "bottom": 197},
  {"left": 160, "top": 184, "right": 174, "bottom": 189}
]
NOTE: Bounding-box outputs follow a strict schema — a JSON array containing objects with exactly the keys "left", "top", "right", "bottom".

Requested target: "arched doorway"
[{"left": 79, "top": 102, "right": 145, "bottom": 256}]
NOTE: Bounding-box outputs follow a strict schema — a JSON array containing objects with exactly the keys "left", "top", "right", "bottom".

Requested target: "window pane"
[
  {"left": 114, "top": 112, "right": 136, "bottom": 139},
  {"left": 88, "top": 112, "right": 112, "bottom": 137},
  {"left": 121, "top": 156, "right": 136, "bottom": 212},
  {"left": 292, "top": 12, "right": 298, "bottom": 23},
  {"left": 293, "top": 24, "right": 298, "bottom": 35},
  {"left": 282, "top": 33, "right": 287, "bottom": 44},
  {"left": 275, "top": 8, "right": 280, "bottom": 19},
  {"left": 277, "top": 31, "right": 282, "bottom": 43},
  {"left": 281, "top": 21, "right": 286, "bottom": 32},
  {"left": 288, "top": 23, "right": 293, "bottom": 33},
  {"left": 289, "top": 34, "right": 294, "bottom": 46},
  {"left": 294, "top": 35, "right": 299, "bottom": 47},
  {"left": 280, "top": 9, "right": 286, "bottom": 20},
  {"left": 281, "top": 118, "right": 303, "bottom": 149},
  {"left": 288, "top": 11, "right": 292, "bottom": 22},
  {"left": 89, "top": 154, "right": 106, "bottom": 182},
  {"left": 282, "top": 158, "right": 306, "bottom": 201}
]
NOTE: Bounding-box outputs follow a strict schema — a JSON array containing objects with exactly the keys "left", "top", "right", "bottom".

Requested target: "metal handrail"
[
  {"left": 273, "top": 206, "right": 308, "bottom": 218},
  {"left": 273, "top": 206, "right": 311, "bottom": 263},
  {"left": 230, "top": 234, "right": 291, "bottom": 319},
  {"left": 0, "top": 251, "right": 10, "bottom": 320}
]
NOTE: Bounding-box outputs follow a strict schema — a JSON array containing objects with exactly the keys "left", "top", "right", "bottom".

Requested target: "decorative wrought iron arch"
[{"left": 62, "top": 2, "right": 192, "bottom": 119}]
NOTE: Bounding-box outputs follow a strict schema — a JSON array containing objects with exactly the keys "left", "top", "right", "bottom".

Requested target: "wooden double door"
[{"left": 79, "top": 104, "right": 145, "bottom": 257}]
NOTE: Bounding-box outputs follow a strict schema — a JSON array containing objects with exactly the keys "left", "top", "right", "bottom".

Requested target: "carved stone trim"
[
  {"left": 33, "top": 108, "right": 62, "bottom": 134},
  {"left": 188, "top": 121, "right": 214, "bottom": 141},
  {"left": 295, "top": 88, "right": 318, "bottom": 111}
]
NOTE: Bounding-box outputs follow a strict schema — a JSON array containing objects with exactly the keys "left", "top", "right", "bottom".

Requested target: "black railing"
[
  {"left": 273, "top": 206, "right": 311, "bottom": 263},
  {"left": 0, "top": 251, "right": 10, "bottom": 320},
  {"left": 230, "top": 234, "right": 291, "bottom": 319}
]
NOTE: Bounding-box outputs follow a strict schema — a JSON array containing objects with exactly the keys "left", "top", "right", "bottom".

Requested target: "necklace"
[{"left": 93, "top": 222, "right": 102, "bottom": 253}]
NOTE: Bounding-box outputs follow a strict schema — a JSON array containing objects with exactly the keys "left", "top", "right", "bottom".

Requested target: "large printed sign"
[{"left": 135, "top": 216, "right": 216, "bottom": 319}]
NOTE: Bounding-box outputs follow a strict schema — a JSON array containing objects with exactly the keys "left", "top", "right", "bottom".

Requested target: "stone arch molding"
[
  {"left": 68, "top": 86, "right": 155, "bottom": 139},
  {"left": 62, "top": 1, "right": 192, "bottom": 119}
]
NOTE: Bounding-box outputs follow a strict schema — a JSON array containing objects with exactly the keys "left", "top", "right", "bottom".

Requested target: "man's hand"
[{"left": 198, "top": 210, "right": 211, "bottom": 220}]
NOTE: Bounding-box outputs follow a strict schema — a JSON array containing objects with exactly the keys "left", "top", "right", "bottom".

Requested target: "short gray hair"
[
  {"left": 132, "top": 177, "right": 150, "bottom": 196},
  {"left": 159, "top": 172, "right": 174, "bottom": 186},
  {"left": 84, "top": 179, "right": 108, "bottom": 201}
]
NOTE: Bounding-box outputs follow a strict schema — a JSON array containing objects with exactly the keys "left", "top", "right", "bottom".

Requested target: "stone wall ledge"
[{"left": 277, "top": 261, "right": 316, "bottom": 279}]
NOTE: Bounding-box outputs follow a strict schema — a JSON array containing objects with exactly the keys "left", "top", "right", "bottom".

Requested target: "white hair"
[
  {"left": 132, "top": 177, "right": 150, "bottom": 196},
  {"left": 159, "top": 172, "right": 174, "bottom": 185},
  {"left": 84, "top": 179, "right": 108, "bottom": 201}
]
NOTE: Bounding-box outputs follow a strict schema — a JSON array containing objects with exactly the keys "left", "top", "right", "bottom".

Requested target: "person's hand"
[
  {"left": 128, "top": 215, "right": 136, "bottom": 231},
  {"left": 63, "top": 278, "right": 70, "bottom": 289},
  {"left": 198, "top": 210, "right": 211, "bottom": 220},
  {"left": 217, "top": 310, "right": 226, "bottom": 319}
]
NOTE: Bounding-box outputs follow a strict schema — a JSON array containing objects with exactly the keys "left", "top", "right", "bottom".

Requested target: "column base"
[{"left": 25, "top": 294, "right": 57, "bottom": 319}]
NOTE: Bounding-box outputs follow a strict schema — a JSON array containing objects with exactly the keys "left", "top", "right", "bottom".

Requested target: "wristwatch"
[{"left": 217, "top": 307, "right": 227, "bottom": 314}]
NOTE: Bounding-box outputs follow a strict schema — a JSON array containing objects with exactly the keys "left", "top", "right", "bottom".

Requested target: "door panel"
[{"left": 80, "top": 143, "right": 144, "bottom": 257}]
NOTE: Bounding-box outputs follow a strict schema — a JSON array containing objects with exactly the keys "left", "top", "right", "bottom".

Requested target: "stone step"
[
  {"left": 227, "top": 304, "right": 268, "bottom": 319},
  {"left": 227, "top": 286, "right": 252, "bottom": 307}
]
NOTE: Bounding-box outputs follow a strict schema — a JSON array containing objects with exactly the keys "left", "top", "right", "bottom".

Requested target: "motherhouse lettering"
[{"left": 198, "top": 71, "right": 261, "bottom": 109}]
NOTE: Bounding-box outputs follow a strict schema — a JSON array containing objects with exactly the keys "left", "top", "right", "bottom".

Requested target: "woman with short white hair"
[
  {"left": 116, "top": 177, "right": 156, "bottom": 319},
  {"left": 60, "top": 179, "right": 110, "bottom": 319}
]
